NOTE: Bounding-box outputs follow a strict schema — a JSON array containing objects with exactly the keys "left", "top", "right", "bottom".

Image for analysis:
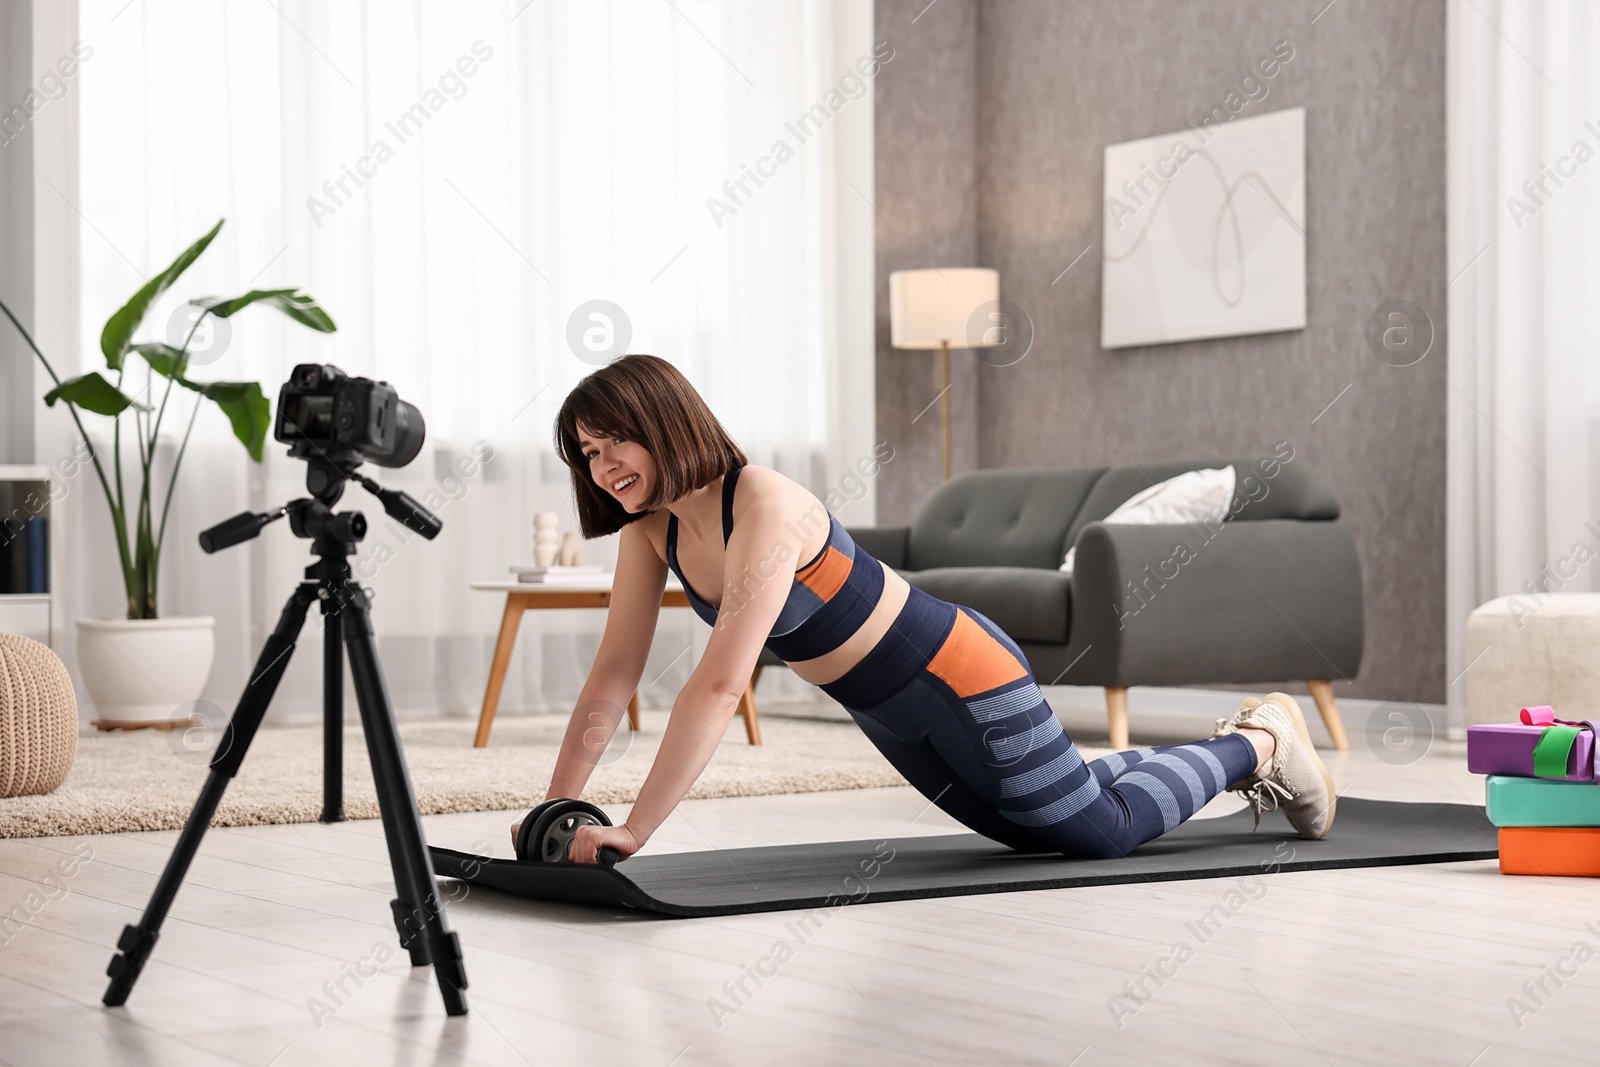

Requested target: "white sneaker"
[{"left": 1210, "top": 692, "right": 1336, "bottom": 840}]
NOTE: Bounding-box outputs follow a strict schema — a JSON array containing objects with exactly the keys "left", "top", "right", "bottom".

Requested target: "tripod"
[{"left": 103, "top": 451, "right": 468, "bottom": 1017}]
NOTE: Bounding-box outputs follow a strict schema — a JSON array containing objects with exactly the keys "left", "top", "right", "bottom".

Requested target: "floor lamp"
[{"left": 889, "top": 268, "right": 1001, "bottom": 480}]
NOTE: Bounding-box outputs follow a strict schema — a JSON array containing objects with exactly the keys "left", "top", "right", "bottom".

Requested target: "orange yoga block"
[{"left": 1499, "top": 826, "right": 1600, "bottom": 876}]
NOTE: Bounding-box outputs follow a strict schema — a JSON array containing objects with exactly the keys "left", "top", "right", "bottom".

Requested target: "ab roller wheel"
[{"left": 514, "top": 799, "right": 621, "bottom": 867}]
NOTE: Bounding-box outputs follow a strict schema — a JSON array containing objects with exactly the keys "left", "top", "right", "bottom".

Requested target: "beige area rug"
[{"left": 0, "top": 710, "right": 1114, "bottom": 840}]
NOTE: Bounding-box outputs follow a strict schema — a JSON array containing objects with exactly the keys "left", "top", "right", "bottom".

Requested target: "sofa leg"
[
  {"left": 1305, "top": 679, "right": 1350, "bottom": 750},
  {"left": 1105, "top": 687, "right": 1129, "bottom": 750}
]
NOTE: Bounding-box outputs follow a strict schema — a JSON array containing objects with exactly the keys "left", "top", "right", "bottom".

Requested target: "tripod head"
[{"left": 199, "top": 443, "right": 442, "bottom": 555}]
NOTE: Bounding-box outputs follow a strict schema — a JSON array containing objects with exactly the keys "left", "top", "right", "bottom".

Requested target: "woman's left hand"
[{"left": 569, "top": 822, "right": 642, "bottom": 865}]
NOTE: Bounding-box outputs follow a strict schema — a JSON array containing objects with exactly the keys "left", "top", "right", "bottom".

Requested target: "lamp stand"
[{"left": 940, "top": 339, "right": 951, "bottom": 481}]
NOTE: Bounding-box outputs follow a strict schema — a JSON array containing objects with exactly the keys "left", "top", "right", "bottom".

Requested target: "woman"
[{"left": 515, "top": 355, "right": 1335, "bottom": 864}]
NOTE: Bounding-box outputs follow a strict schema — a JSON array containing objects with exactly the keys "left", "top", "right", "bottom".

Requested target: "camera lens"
[{"left": 369, "top": 400, "right": 425, "bottom": 468}]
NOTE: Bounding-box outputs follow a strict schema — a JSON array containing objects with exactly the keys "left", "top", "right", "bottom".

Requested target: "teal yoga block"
[{"left": 1485, "top": 775, "right": 1600, "bottom": 827}]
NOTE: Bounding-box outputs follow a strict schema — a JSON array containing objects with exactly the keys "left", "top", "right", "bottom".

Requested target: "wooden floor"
[{"left": 0, "top": 709, "right": 1591, "bottom": 1067}]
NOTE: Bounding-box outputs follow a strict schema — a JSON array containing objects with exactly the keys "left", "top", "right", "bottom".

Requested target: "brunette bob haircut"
[{"left": 555, "top": 354, "right": 748, "bottom": 537}]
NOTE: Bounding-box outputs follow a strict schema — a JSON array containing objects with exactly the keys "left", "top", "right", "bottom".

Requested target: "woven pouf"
[{"left": 0, "top": 633, "right": 79, "bottom": 798}]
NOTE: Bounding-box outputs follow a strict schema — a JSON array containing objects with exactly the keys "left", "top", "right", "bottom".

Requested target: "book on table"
[{"left": 509, "top": 565, "right": 609, "bottom": 584}]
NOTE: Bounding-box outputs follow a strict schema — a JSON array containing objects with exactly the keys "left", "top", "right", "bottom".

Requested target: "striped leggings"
[{"left": 818, "top": 587, "right": 1258, "bottom": 859}]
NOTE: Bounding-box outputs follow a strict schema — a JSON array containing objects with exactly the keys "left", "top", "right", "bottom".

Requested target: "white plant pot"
[{"left": 75, "top": 616, "right": 216, "bottom": 724}]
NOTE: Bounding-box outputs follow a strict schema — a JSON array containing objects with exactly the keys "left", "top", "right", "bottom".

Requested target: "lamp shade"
[{"left": 889, "top": 268, "right": 1000, "bottom": 349}]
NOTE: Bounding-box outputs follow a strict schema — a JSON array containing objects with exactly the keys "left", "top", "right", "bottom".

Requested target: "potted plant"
[{"left": 0, "top": 219, "right": 335, "bottom": 723}]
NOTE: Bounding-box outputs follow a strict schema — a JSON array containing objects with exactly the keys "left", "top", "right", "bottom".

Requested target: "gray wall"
[
  {"left": 873, "top": 0, "right": 979, "bottom": 513},
  {"left": 874, "top": 0, "right": 1447, "bottom": 704},
  {"left": 1, "top": 0, "right": 36, "bottom": 465}
]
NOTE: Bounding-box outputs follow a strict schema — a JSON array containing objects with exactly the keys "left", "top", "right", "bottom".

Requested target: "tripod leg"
[
  {"left": 340, "top": 584, "right": 469, "bottom": 1016},
  {"left": 320, "top": 603, "right": 344, "bottom": 823},
  {"left": 324, "top": 598, "right": 429, "bottom": 966},
  {"left": 104, "top": 584, "right": 318, "bottom": 1007}
]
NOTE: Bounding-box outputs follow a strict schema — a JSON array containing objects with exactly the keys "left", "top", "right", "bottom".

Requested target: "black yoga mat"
[{"left": 428, "top": 798, "right": 1497, "bottom": 919}]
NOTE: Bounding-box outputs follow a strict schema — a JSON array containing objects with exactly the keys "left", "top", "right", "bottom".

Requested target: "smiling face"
[
  {"left": 575, "top": 421, "right": 657, "bottom": 513},
  {"left": 555, "top": 355, "right": 747, "bottom": 537}
]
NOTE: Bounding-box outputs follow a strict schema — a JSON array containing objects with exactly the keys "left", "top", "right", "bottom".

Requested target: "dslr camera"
[{"left": 275, "top": 363, "right": 426, "bottom": 468}]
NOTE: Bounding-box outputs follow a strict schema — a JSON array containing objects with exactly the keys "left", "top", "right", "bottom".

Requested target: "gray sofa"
[{"left": 756, "top": 456, "right": 1363, "bottom": 749}]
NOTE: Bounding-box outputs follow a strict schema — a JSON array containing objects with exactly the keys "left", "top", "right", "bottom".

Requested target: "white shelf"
[
  {"left": 0, "top": 597, "right": 51, "bottom": 645},
  {"left": 0, "top": 468, "right": 61, "bottom": 649}
]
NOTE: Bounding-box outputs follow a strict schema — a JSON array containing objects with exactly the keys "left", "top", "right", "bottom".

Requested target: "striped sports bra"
[{"left": 665, "top": 466, "right": 885, "bottom": 661}]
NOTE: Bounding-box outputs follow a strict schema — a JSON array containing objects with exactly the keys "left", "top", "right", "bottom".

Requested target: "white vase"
[
  {"left": 534, "top": 512, "right": 560, "bottom": 566},
  {"left": 75, "top": 616, "right": 216, "bottom": 724},
  {"left": 557, "top": 531, "right": 583, "bottom": 567}
]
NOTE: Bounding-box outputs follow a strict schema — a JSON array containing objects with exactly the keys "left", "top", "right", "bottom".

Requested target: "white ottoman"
[{"left": 1466, "top": 593, "right": 1600, "bottom": 725}]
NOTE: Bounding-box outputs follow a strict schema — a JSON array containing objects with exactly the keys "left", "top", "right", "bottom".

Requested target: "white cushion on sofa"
[{"left": 1059, "top": 465, "right": 1236, "bottom": 577}]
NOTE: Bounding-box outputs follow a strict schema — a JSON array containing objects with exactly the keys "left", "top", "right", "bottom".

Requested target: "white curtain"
[
  {"left": 63, "top": 0, "right": 875, "bottom": 721},
  {"left": 1447, "top": 0, "right": 1600, "bottom": 731}
]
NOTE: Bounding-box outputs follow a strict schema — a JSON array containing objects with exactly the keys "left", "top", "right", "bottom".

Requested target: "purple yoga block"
[{"left": 1467, "top": 723, "right": 1595, "bottom": 781}]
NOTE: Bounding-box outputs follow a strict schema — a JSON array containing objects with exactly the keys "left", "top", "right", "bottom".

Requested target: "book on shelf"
[
  {"left": 27, "top": 518, "right": 47, "bottom": 594},
  {"left": 1, "top": 518, "right": 29, "bottom": 598},
  {"left": 0, "top": 517, "right": 46, "bottom": 595},
  {"left": 0, "top": 526, "right": 17, "bottom": 594}
]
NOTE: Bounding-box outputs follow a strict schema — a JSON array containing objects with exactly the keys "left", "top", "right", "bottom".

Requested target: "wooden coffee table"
[{"left": 469, "top": 580, "right": 763, "bottom": 748}]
